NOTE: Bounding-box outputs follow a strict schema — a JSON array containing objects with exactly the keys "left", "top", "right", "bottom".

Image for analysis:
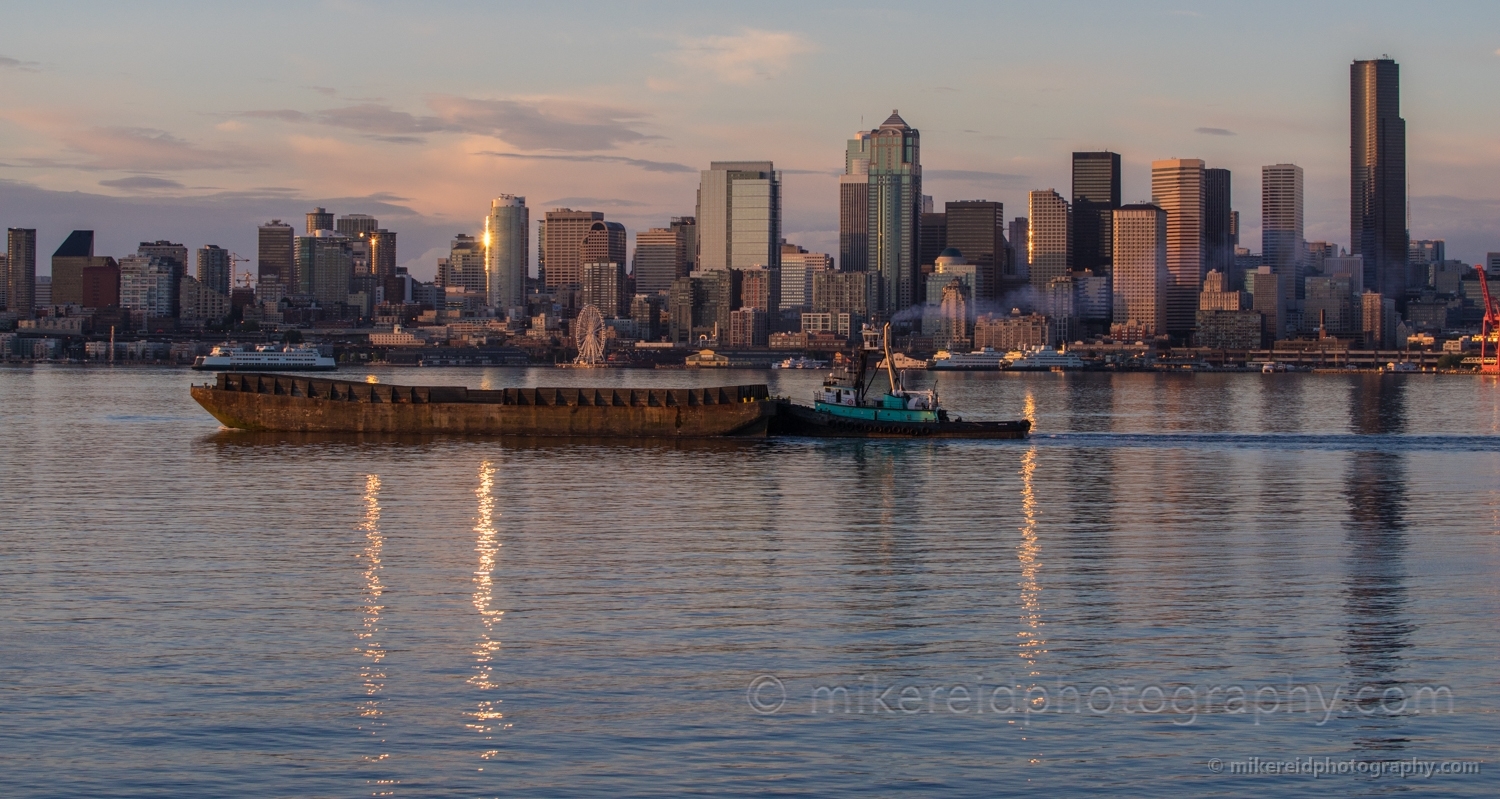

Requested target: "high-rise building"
[
  {"left": 197, "top": 244, "right": 232, "bottom": 295},
  {"left": 1204, "top": 167, "right": 1234, "bottom": 283},
  {"left": 865, "top": 112, "right": 921, "bottom": 318},
  {"left": 335, "top": 214, "right": 379, "bottom": 237},
  {"left": 440, "top": 234, "right": 487, "bottom": 294},
  {"left": 1151, "top": 158, "right": 1207, "bottom": 338},
  {"left": 1351, "top": 58, "right": 1408, "bottom": 306},
  {"left": 134, "top": 241, "right": 186, "bottom": 317},
  {"left": 778, "top": 243, "right": 832, "bottom": 312},
  {"left": 485, "top": 195, "right": 528, "bottom": 311},
  {"left": 1245, "top": 267, "right": 1285, "bottom": 339},
  {"left": 1262, "top": 164, "right": 1305, "bottom": 305},
  {"left": 839, "top": 131, "right": 871, "bottom": 273},
  {"left": 1071, "top": 152, "right": 1121, "bottom": 277},
  {"left": 541, "top": 209, "right": 604, "bottom": 288},
  {"left": 1408, "top": 239, "right": 1444, "bottom": 288},
  {"left": 258, "top": 220, "right": 296, "bottom": 290},
  {"left": 696, "top": 161, "right": 781, "bottom": 273},
  {"left": 1028, "top": 190, "right": 1070, "bottom": 291},
  {"left": 307, "top": 207, "right": 334, "bottom": 235},
  {"left": 49, "top": 230, "right": 105, "bottom": 308},
  {"left": 296, "top": 231, "right": 354, "bottom": 306},
  {"left": 580, "top": 221, "right": 627, "bottom": 268},
  {"left": 919, "top": 211, "right": 948, "bottom": 271},
  {"left": 5, "top": 228, "right": 36, "bottom": 314},
  {"left": 118, "top": 255, "right": 176, "bottom": 324},
  {"left": 581, "top": 261, "right": 628, "bottom": 318},
  {"left": 1008, "top": 217, "right": 1029, "bottom": 281},
  {"left": 736, "top": 265, "right": 780, "bottom": 318},
  {"left": 633, "top": 228, "right": 687, "bottom": 295},
  {"left": 812, "top": 271, "right": 872, "bottom": 318},
  {"left": 670, "top": 217, "right": 697, "bottom": 272},
  {"left": 1361, "top": 290, "right": 1397, "bottom": 348},
  {"left": 945, "top": 201, "right": 1004, "bottom": 303},
  {"left": 1486, "top": 252, "right": 1500, "bottom": 277},
  {"left": 1111, "top": 204, "right": 1167, "bottom": 337}
]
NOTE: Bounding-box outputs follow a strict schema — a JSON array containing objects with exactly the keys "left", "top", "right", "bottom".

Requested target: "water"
[{"left": 2, "top": 366, "right": 1498, "bottom": 797}]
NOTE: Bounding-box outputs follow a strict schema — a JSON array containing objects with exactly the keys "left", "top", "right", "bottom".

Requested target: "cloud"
[
  {"left": 242, "top": 96, "right": 654, "bottom": 151},
  {"left": 669, "top": 29, "right": 815, "bottom": 84},
  {"left": 475, "top": 151, "right": 696, "bottom": 173},
  {"left": 59, "top": 126, "right": 261, "bottom": 171},
  {"left": 541, "top": 196, "right": 648, "bottom": 208},
  {"left": 1495, "top": 48, "right": 1500, "bottom": 56},
  {"left": 99, "top": 176, "right": 185, "bottom": 191},
  {"left": 0, "top": 55, "right": 40, "bottom": 72},
  {"left": 925, "top": 169, "right": 1029, "bottom": 184},
  {"left": 1195, "top": 127, "right": 1236, "bottom": 136}
]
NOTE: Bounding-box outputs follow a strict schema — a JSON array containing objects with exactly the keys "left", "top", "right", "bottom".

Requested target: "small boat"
[
  {"left": 772, "top": 326, "right": 1030, "bottom": 439},
  {"left": 192, "top": 343, "right": 337, "bottom": 372},
  {"left": 772, "top": 356, "right": 829, "bottom": 370},
  {"left": 929, "top": 347, "right": 1007, "bottom": 371},
  {"left": 876, "top": 352, "right": 929, "bottom": 371},
  {"left": 1003, "top": 346, "right": 1089, "bottom": 371}
]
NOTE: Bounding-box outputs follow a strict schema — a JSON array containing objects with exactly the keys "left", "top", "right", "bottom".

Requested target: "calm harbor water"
[{"left": 2, "top": 365, "right": 1498, "bottom": 797}]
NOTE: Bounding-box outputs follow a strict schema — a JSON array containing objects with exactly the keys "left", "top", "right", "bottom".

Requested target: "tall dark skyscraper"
[
  {"left": 944, "top": 201, "right": 1004, "bottom": 302},
  {"left": 864, "top": 111, "right": 922, "bottom": 318},
  {"left": 1351, "top": 58, "right": 1407, "bottom": 305},
  {"left": 5, "top": 228, "right": 37, "bottom": 314},
  {"left": 1203, "top": 167, "right": 1234, "bottom": 285},
  {"left": 1071, "top": 151, "right": 1121, "bottom": 276},
  {"left": 258, "top": 220, "right": 296, "bottom": 289}
]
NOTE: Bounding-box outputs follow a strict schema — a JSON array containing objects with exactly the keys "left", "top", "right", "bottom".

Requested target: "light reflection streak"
[
  {"left": 357, "top": 474, "right": 389, "bottom": 765},
  {"left": 467, "top": 460, "right": 509, "bottom": 736},
  {"left": 1017, "top": 446, "right": 1046, "bottom": 677}
]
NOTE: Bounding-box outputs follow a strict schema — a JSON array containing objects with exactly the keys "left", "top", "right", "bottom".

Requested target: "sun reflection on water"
[
  {"left": 468, "top": 460, "right": 508, "bottom": 736},
  {"left": 1017, "top": 446, "right": 1046, "bottom": 676},
  {"left": 356, "top": 474, "right": 388, "bottom": 765}
]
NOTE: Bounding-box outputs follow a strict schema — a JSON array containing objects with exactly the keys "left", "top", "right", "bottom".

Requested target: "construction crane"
[
  {"left": 230, "top": 253, "right": 253, "bottom": 289},
  {"left": 1477, "top": 264, "right": 1500, "bottom": 374}
]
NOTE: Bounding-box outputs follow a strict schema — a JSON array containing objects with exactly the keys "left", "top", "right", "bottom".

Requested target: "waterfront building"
[
  {"left": 778, "top": 243, "right": 831, "bottom": 313},
  {"left": 47, "top": 230, "right": 101, "bottom": 308},
  {"left": 1151, "top": 158, "right": 1207, "bottom": 338},
  {"left": 1028, "top": 189, "right": 1070, "bottom": 291},
  {"left": 974, "top": 310, "right": 1050, "bottom": 351},
  {"left": 485, "top": 195, "right": 528, "bottom": 312},
  {"left": 864, "top": 112, "right": 922, "bottom": 319},
  {"left": 1196, "top": 310, "right": 1264, "bottom": 349},
  {"left": 5, "top": 228, "right": 37, "bottom": 315},
  {"left": 1262, "top": 164, "right": 1305, "bottom": 304},
  {"left": 1072, "top": 152, "right": 1121, "bottom": 278},
  {"left": 581, "top": 261, "right": 628, "bottom": 318},
  {"left": 1361, "top": 290, "right": 1397, "bottom": 348},
  {"left": 542, "top": 209, "right": 604, "bottom": 289},
  {"left": 633, "top": 227, "right": 687, "bottom": 295},
  {"left": 800, "top": 311, "right": 861, "bottom": 338},
  {"left": 306, "top": 207, "right": 333, "bottom": 235},
  {"left": 1205, "top": 168, "right": 1234, "bottom": 284},
  {"left": 696, "top": 161, "right": 781, "bottom": 272},
  {"left": 1111, "top": 204, "right": 1168, "bottom": 337},
  {"left": 1351, "top": 58, "right": 1408, "bottom": 306},
  {"left": 197, "top": 244, "right": 232, "bottom": 296},
  {"left": 946, "top": 201, "right": 1004, "bottom": 302},
  {"left": 839, "top": 131, "right": 871, "bottom": 273}
]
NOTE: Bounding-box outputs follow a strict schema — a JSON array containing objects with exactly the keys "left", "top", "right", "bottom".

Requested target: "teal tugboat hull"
[{"left": 772, "top": 401, "right": 1030, "bottom": 439}]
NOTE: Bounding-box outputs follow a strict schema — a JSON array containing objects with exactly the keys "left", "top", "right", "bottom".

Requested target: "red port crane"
[{"left": 1477, "top": 265, "right": 1500, "bottom": 374}]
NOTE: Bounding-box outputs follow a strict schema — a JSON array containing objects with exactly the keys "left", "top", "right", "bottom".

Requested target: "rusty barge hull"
[{"left": 192, "top": 372, "right": 777, "bottom": 437}]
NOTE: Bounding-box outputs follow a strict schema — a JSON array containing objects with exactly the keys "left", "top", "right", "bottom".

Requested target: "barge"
[{"left": 191, "top": 372, "right": 777, "bottom": 437}]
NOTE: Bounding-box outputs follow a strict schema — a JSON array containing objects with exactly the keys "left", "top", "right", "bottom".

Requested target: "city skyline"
[{"left": 2, "top": 3, "right": 1499, "bottom": 274}]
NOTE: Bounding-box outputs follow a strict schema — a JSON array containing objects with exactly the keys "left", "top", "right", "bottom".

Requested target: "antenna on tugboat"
[{"left": 883, "top": 323, "right": 899, "bottom": 394}]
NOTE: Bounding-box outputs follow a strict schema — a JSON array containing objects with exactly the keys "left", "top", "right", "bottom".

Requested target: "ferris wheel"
[{"left": 574, "top": 304, "right": 606, "bottom": 366}]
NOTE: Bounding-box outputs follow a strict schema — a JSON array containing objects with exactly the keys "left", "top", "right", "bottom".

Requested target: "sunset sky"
[{"left": 3, "top": 0, "right": 1498, "bottom": 277}]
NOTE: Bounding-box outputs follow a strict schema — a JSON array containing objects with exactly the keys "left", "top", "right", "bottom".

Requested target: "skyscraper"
[
  {"left": 865, "top": 112, "right": 921, "bottom": 318},
  {"left": 633, "top": 227, "right": 687, "bottom": 295},
  {"left": 197, "top": 244, "right": 232, "bottom": 295},
  {"left": 1008, "top": 217, "right": 1029, "bottom": 280},
  {"left": 441, "top": 234, "right": 487, "bottom": 294},
  {"left": 945, "top": 201, "right": 1004, "bottom": 303},
  {"left": 485, "top": 195, "right": 528, "bottom": 311},
  {"left": 5, "top": 228, "right": 36, "bottom": 314},
  {"left": 296, "top": 231, "right": 353, "bottom": 306},
  {"left": 306, "top": 207, "right": 334, "bottom": 235},
  {"left": 542, "top": 209, "right": 604, "bottom": 289},
  {"left": 1111, "top": 204, "right": 1168, "bottom": 337},
  {"left": 336, "top": 214, "right": 379, "bottom": 237},
  {"left": 258, "top": 220, "right": 295, "bottom": 291},
  {"left": 670, "top": 217, "right": 697, "bottom": 272},
  {"left": 49, "top": 230, "right": 100, "bottom": 307},
  {"left": 778, "top": 242, "right": 831, "bottom": 312},
  {"left": 580, "top": 221, "right": 627, "bottom": 267},
  {"left": 1351, "top": 58, "right": 1408, "bottom": 305},
  {"left": 1028, "top": 190, "right": 1070, "bottom": 291},
  {"left": 1204, "top": 167, "right": 1234, "bottom": 284},
  {"left": 839, "top": 131, "right": 871, "bottom": 273},
  {"left": 369, "top": 229, "right": 397, "bottom": 278},
  {"left": 1150, "top": 158, "right": 1207, "bottom": 338},
  {"left": 696, "top": 161, "right": 781, "bottom": 272},
  {"left": 1262, "top": 164, "right": 1305, "bottom": 312},
  {"left": 1071, "top": 152, "right": 1121, "bottom": 277}
]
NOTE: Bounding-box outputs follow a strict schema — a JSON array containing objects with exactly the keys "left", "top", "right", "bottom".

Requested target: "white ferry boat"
[
  {"left": 1003, "top": 346, "right": 1088, "bottom": 371},
  {"left": 929, "top": 347, "right": 1007, "bottom": 371},
  {"left": 192, "top": 344, "right": 337, "bottom": 372},
  {"left": 772, "top": 356, "right": 829, "bottom": 370}
]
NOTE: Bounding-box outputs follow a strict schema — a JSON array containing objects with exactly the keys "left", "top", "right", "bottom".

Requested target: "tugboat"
[{"left": 772, "top": 325, "right": 1030, "bottom": 439}]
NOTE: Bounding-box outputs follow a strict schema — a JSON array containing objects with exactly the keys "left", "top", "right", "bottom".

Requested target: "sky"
[{"left": 3, "top": 0, "right": 1499, "bottom": 280}]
